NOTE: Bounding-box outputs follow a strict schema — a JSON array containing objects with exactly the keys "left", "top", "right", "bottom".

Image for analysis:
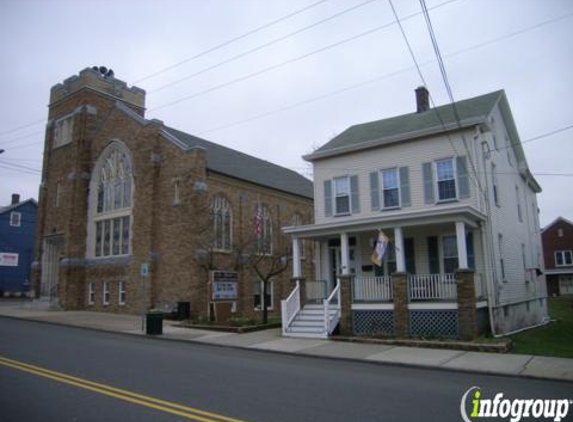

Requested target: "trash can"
[
  {"left": 177, "top": 302, "right": 191, "bottom": 320},
  {"left": 146, "top": 311, "right": 163, "bottom": 335}
]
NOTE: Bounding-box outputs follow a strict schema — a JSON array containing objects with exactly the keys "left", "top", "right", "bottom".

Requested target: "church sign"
[
  {"left": 0, "top": 253, "right": 18, "bottom": 267},
  {"left": 210, "top": 271, "right": 238, "bottom": 301}
]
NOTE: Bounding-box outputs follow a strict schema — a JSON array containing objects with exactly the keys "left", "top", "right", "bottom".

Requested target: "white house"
[{"left": 282, "top": 87, "right": 548, "bottom": 339}]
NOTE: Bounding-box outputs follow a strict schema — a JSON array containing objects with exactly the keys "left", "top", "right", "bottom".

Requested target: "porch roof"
[{"left": 283, "top": 205, "right": 486, "bottom": 238}]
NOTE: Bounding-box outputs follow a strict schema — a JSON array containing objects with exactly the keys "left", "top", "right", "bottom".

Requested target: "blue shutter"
[
  {"left": 422, "top": 162, "right": 434, "bottom": 204},
  {"left": 457, "top": 156, "right": 470, "bottom": 199},
  {"left": 324, "top": 180, "right": 332, "bottom": 217},
  {"left": 370, "top": 172, "right": 380, "bottom": 211},
  {"left": 399, "top": 166, "right": 410, "bottom": 207},
  {"left": 467, "top": 232, "right": 475, "bottom": 269},
  {"left": 350, "top": 175, "right": 360, "bottom": 214}
]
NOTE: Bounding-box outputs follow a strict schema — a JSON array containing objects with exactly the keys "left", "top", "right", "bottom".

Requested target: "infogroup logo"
[{"left": 460, "top": 386, "right": 571, "bottom": 422}]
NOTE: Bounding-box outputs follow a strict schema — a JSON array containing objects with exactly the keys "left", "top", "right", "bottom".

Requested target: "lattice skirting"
[
  {"left": 353, "top": 310, "right": 394, "bottom": 336},
  {"left": 409, "top": 310, "right": 458, "bottom": 338}
]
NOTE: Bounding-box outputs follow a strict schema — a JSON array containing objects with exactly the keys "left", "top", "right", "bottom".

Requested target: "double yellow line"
[{"left": 0, "top": 355, "right": 251, "bottom": 422}]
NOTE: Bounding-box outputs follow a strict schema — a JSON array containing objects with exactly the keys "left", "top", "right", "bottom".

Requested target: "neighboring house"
[
  {"left": 0, "top": 194, "right": 38, "bottom": 296},
  {"left": 542, "top": 217, "right": 573, "bottom": 296},
  {"left": 32, "top": 67, "right": 313, "bottom": 320},
  {"left": 282, "top": 87, "right": 547, "bottom": 339}
]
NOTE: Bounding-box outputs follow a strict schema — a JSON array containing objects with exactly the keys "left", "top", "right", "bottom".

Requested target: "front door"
[
  {"left": 329, "top": 244, "right": 356, "bottom": 285},
  {"left": 40, "top": 237, "right": 62, "bottom": 302}
]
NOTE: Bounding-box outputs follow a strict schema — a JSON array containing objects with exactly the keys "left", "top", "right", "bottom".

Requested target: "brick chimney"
[
  {"left": 11, "top": 193, "right": 20, "bottom": 205},
  {"left": 415, "top": 86, "right": 430, "bottom": 113}
]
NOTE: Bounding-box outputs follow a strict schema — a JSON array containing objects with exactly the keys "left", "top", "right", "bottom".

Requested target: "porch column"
[
  {"left": 292, "top": 237, "right": 302, "bottom": 279},
  {"left": 456, "top": 221, "right": 469, "bottom": 270},
  {"left": 394, "top": 227, "right": 406, "bottom": 273},
  {"left": 340, "top": 232, "right": 350, "bottom": 275}
]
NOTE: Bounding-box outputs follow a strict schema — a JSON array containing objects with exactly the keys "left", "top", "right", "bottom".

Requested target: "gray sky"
[{"left": 0, "top": 0, "right": 571, "bottom": 227}]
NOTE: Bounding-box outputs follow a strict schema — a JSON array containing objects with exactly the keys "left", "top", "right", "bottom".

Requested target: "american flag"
[{"left": 253, "top": 204, "right": 263, "bottom": 237}]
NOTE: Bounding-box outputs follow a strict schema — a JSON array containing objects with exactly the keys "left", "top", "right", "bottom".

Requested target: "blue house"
[{"left": 0, "top": 194, "right": 37, "bottom": 296}]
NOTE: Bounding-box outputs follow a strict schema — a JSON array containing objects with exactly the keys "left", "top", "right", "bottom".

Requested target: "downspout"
[{"left": 479, "top": 136, "right": 500, "bottom": 337}]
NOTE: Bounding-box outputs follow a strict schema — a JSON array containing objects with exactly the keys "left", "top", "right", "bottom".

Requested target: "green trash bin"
[{"left": 146, "top": 311, "right": 163, "bottom": 335}]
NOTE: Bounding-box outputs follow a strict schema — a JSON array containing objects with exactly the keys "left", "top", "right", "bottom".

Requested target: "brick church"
[{"left": 32, "top": 66, "right": 313, "bottom": 320}]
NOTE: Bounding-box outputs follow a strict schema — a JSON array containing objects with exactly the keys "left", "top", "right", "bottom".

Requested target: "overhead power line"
[
  {"left": 150, "top": 0, "right": 380, "bottom": 94},
  {"left": 2, "top": 3, "right": 572, "bottom": 144},
  {"left": 133, "top": 0, "right": 330, "bottom": 84},
  {"left": 151, "top": 0, "right": 458, "bottom": 112}
]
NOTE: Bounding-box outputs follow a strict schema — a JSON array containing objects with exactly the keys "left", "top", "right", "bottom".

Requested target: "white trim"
[
  {"left": 283, "top": 205, "right": 486, "bottom": 237},
  {"left": 408, "top": 302, "right": 458, "bottom": 310},
  {"left": 476, "top": 300, "right": 488, "bottom": 309},
  {"left": 351, "top": 303, "right": 394, "bottom": 310}
]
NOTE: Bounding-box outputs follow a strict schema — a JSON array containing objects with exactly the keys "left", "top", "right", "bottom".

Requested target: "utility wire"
[
  {"left": 150, "top": 0, "right": 458, "bottom": 112},
  {"left": 133, "top": 0, "right": 330, "bottom": 84},
  {"left": 387, "top": 0, "right": 485, "bottom": 197},
  {"left": 2, "top": 3, "right": 572, "bottom": 144},
  {"left": 150, "top": 0, "right": 380, "bottom": 94}
]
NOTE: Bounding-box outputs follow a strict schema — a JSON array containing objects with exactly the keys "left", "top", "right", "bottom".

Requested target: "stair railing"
[
  {"left": 281, "top": 280, "right": 301, "bottom": 335},
  {"left": 323, "top": 279, "right": 341, "bottom": 335}
]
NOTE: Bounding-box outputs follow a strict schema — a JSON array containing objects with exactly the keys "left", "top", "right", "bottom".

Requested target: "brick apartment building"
[
  {"left": 32, "top": 66, "right": 313, "bottom": 320},
  {"left": 542, "top": 217, "right": 573, "bottom": 296}
]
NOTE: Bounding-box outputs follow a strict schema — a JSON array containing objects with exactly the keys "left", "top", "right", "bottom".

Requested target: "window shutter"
[
  {"left": 422, "top": 162, "right": 434, "bottom": 204},
  {"left": 399, "top": 166, "right": 411, "bottom": 207},
  {"left": 324, "top": 180, "right": 332, "bottom": 217},
  {"left": 369, "top": 172, "right": 380, "bottom": 211},
  {"left": 428, "top": 236, "right": 440, "bottom": 274},
  {"left": 350, "top": 175, "right": 360, "bottom": 214},
  {"left": 457, "top": 155, "right": 470, "bottom": 198}
]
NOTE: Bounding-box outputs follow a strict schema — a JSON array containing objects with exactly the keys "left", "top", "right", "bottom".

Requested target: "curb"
[{"left": 1, "top": 314, "right": 571, "bottom": 384}]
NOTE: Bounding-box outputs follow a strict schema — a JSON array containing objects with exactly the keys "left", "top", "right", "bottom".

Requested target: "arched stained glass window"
[{"left": 89, "top": 142, "right": 133, "bottom": 258}]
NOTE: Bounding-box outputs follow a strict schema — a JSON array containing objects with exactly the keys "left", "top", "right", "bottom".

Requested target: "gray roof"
[
  {"left": 163, "top": 127, "right": 313, "bottom": 199},
  {"left": 0, "top": 198, "right": 38, "bottom": 215},
  {"left": 306, "top": 90, "right": 504, "bottom": 161}
]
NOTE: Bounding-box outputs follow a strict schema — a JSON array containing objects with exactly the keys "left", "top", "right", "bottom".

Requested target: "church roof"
[{"left": 163, "top": 127, "right": 313, "bottom": 199}]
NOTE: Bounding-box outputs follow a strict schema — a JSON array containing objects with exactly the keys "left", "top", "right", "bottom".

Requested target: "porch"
[{"left": 282, "top": 208, "right": 490, "bottom": 339}]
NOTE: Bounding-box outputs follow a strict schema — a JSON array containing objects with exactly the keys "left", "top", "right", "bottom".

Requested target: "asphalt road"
[{"left": 0, "top": 317, "right": 571, "bottom": 422}]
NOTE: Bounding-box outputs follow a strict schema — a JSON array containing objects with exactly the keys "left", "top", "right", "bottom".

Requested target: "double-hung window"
[
  {"left": 103, "top": 282, "right": 110, "bottom": 305},
  {"left": 88, "top": 283, "right": 95, "bottom": 305},
  {"left": 10, "top": 212, "right": 21, "bottom": 227},
  {"left": 334, "top": 176, "right": 351, "bottom": 215},
  {"left": 118, "top": 281, "right": 126, "bottom": 305},
  {"left": 436, "top": 158, "right": 456, "bottom": 201},
  {"left": 381, "top": 169, "right": 399, "bottom": 208},
  {"left": 556, "top": 250, "right": 573, "bottom": 267}
]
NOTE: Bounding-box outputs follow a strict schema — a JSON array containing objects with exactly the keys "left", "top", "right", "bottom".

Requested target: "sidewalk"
[{"left": 1, "top": 302, "right": 572, "bottom": 382}]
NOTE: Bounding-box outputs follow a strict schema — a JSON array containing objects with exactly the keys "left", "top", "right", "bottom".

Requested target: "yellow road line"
[{"left": 0, "top": 355, "right": 251, "bottom": 422}]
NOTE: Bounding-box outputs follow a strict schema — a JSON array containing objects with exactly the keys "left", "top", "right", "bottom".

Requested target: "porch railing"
[
  {"left": 353, "top": 276, "right": 393, "bottom": 302},
  {"left": 306, "top": 280, "right": 328, "bottom": 302},
  {"left": 408, "top": 273, "right": 457, "bottom": 301},
  {"left": 324, "top": 280, "right": 341, "bottom": 335},
  {"left": 281, "top": 281, "right": 300, "bottom": 335}
]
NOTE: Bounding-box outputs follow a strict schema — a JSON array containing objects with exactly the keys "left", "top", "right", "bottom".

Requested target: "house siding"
[{"left": 313, "top": 129, "right": 480, "bottom": 224}]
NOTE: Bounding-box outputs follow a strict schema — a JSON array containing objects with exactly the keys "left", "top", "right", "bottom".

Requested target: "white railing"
[
  {"left": 408, "top": 273, "right": 457, "bottom": 301},
  {"left": 474, "top": 273, "right": 486, "bottom": 300},
  {"left": 353, "top": 276, "right": 393, "bottom": 302},
  {"left": 306, "top": 280, "right": 328, "bottom": 302},
  {"left": 281, "top": 281, "right": 301, "bottom": 335},
  {"left": 324, "top": 280, "right": 341, "bottom": 335}
]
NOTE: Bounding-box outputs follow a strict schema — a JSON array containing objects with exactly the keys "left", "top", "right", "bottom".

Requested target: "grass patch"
[{"left": 510, "top": 297, "right": 573, "bottom": 358}]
